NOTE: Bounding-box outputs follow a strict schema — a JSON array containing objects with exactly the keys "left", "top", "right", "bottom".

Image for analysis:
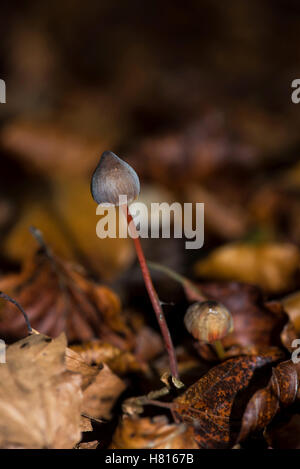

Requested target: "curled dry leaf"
[
  {"left": 194, "top": 242, "right": 300, "bottom": 293},
  {"left": 0, "top": 249, "right": 133, "bottom": 346},
  {"left": 173, "top": 352, "right": 282, "bottom": 449},
  {"left": 110, "top": 415, "right": 198, "bottom": 449},
  {"left": 0, "top": 333, "right": 82, "bottom": 449},
  {"left": 238, "top": 359, "right": 300, "bottom": 442},
  {"left": 70, "top": 341, "right": 148, "bottom": 375}
]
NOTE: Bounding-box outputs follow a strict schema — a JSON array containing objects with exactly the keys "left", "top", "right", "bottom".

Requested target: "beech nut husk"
[
  {"left": 91, "top": 151, "right": 140, "bottom": 206},
  {"left": 184, "top": 300, "right": 233, "bottom": 343}
]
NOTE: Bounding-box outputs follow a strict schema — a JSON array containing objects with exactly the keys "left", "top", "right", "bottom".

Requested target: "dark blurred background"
[{"left": 0, "top": 0, "right": 299, "bottom": 290}]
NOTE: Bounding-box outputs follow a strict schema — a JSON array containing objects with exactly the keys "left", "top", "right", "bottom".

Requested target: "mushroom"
[
  {"left": 91, "top": 151, "right": 140, "bottom": 206},
  {"left": 184, "top": 300, "right": 233, "bottom": 359},
  {"left": 91, "top": 151, "right": 179, "bottom": 379}
]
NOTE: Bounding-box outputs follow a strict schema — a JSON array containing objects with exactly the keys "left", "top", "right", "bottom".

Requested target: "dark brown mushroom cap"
[{"left": 91, "top": 151, "right": 140, "bottom": 206}]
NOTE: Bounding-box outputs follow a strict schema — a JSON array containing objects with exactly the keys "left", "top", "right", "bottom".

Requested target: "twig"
[{"left": 0, "top": 291, "right": 32, "bottom": 334}]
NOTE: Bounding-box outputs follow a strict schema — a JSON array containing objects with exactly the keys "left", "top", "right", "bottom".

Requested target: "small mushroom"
[
  {"left": 91, "top": 151, "right": 140, "bottom": 206},
  {"left": 91, "top": 151, "right": 179, "bottom": 380},
  {"left": 184, "top": 300, "right": 233, "bottom": 359}
]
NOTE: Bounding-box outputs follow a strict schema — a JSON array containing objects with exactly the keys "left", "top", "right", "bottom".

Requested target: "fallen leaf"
[
  {"left": 133, "top": 325, "right": 164, "bottom": 363},
  {"left": 70, "top": 341, "right": 148, "bottom": 375},
  {"left": 0, "top": 248, "right": 133, "bottom": 346},
  {"left": 194, "top": 242, "right": 300, "bottom": 293},
  {"left": 281, "top": 291, "right": 300, "bottom": 334},
  {"left": 1, "top": 119, "right": 111, "bottom": 178},
  {"left": 173, "top": 352, "right": 282, "bottom": 449},
  {"left": 110, "top": 415, "right": 198, "bottom": 449},
  {"left": 81, "top": 363, "right": 126, "bottom": 421},
  {"left": 0, "top": 333, "right": 82, "bottom": 449},
  {"left": 238, "top": 359, "right": 300, "bottom": 442},
  {"left": 76, "top": 416, "right": 99, "bottom": 449},
  {"left": 66, "top": 347, "right": 126, "bottom": 420}
]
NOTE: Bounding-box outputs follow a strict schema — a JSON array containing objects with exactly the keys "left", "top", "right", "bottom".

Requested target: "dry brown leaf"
[
  {"left": 0, "top": 119, "right": 110, "bottom": 178},
  {"left": 0, "top": 248, "right": 134, "bottom": 346},
  {"left": 238, "top": 359, "right": 300, "bottom": 442},
  {"left": 281, "top": 291, "right": 300, "bottom": 335},
  {"left": 110, "top": 415, "right": 198, "bottom": 449},
  {"left": 280, "top": 320, "right": 298, "bottom": 354},
  {"left": 194, "top": 242, "right": 300, "bottom": 293},
  {"left": 81, "top": 364, "right": 125, "bottom": 421},
  {"left": 66, "top": 347, "right": 126, "bottom": 421},
  {"left": 65, "top": 347, "right": 100, "bottom": 389},
  {"left": 173, "top": 351, "right": 282, "bottom": 449},
  {"left": 77, "top": 440, "right": 99, "bottom": 449},
  {"left": 70, "top": 341, "right": 148, "bottom": 375},
  {"left": 76, "top": 413, "right": 99, "bottom": 449},
  {"left": 0, "top": 333, "right": 82, "bottom": 449},
  {"left": 132, "top": 324, "right": 164, "bottom": 363}
]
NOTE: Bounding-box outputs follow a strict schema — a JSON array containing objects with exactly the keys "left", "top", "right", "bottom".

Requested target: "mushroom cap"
[
  {"left": 184, "top": 300, "right": 233, "bottom": 343},
  {"left": 91, "top": 151, "right": 140, "bottom": 206}
]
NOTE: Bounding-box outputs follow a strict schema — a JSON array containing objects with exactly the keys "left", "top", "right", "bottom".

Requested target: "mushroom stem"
[
  {"left": 213, "top": 339, "right": 225, "bottom": 360},
  {"left": 123, "top": 205, "right": 179, "bottom": 379}
]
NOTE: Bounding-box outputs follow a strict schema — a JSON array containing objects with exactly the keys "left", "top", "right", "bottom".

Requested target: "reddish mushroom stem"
[{"left": 123, "top": 205, "right": 179, "bottom": 379}]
